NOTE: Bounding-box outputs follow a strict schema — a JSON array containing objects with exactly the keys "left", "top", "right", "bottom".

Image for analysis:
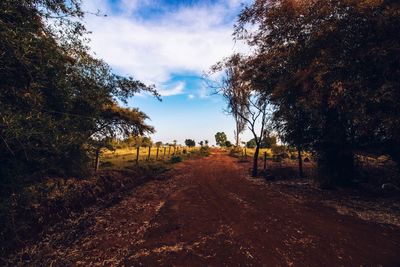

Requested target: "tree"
[
  {"left": 234, "top": 0, "right": 400, "bottom": 186},
  {"left": 140, "top": 137, "right": 153, "bottom": 147},
  {"left": 212, "top": 55, "right": 272, "bottom": 177},
  {"left": 155, "top": 141, "right": 163, "bottom": 147},
  {"left": 199, "top": 141, "right": 204, "bottom": 147},
  {"left": 185, "top": 139, "right": 196, "bottom": 148},
  {"left": 215, "top": 132, "right": 227, "bottom": 147},
  {"left": 205, "top": 140, "right": 209, "bottom": 146},
  {"left": 261, "top": 135, "right": 277, "bottom": 149},
  {"left": 246, "top": 139, "right": 256, "bottom": 149},
  {"left": 211, "top": 54, "right": 248, "bottom": 147},
  {"left": 225, "top": 141, "right": 233, "bottom": 148},
  {"left": 0, "top": 0, "right": 159, "bottom": 187}
]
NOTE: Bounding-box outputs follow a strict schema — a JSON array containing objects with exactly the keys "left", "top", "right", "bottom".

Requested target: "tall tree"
[
  {"left": 212, "top": 55, "right": 272, "bottom": 177},
  {"left": 234, "top": 0, "right": 400, "bottom": 186},
  {"left": 0, "top": 0, "right": 159, "bottom": 189}
]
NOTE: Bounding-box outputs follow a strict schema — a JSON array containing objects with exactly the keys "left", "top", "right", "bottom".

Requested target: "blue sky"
[{"left": 83, "top": 0, "right": 252, "bottom": 145}]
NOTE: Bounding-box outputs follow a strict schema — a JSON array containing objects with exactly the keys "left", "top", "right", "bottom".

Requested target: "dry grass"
[{"left": 100, "top": 147, "right": 200, "bottom": 170}]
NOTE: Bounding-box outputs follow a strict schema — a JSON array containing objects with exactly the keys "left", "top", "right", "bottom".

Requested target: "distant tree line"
[
  {"left": 213, "top": 0, "right": 400, "bottom": 186},
  {"left": 0, "top": 0, "right": 159, "bottom": 191}
]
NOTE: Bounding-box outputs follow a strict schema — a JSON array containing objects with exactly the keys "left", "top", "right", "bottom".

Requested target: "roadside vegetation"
[{"left": 211, "top": 0, "right": 400, "bottom": 189}]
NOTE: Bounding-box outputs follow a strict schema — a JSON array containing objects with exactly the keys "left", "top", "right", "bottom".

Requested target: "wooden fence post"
[
  {"left": 264, "top": 151, "right": 267, "bottom": 171},
  {"left": 148, "top": 146, "right": 151, "bottom": 160},
  {"left": 168, "top": 146, "right": 171, "bottom": 157},
  {"left": 136, "top": 146, "right": 140, "bottom": 163},
  {"left": 156, "top": 146, "right": 159, "bottom": 160},
  {"left": 94, "top": 148, "right": 100, "bottom": 172},
  {"left": 163, "top": 147, "right": 166, "bottom": 159}
]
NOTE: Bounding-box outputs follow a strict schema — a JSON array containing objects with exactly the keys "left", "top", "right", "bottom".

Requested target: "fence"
[{"left": 95, "top": 146, "right": 197, "bottom": 171}]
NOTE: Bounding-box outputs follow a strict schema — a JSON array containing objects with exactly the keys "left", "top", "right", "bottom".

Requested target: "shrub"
[
  {"left": 229, "top": 146, "right": 243, "bottom": 158},
  {"left": 170, "top": 156, "right": 182, "bottom": 163},
  {"left": 272, "top": 155, "right": 284, "bottom": 162},
  {"left": 271, "top": 145, "right": 287, "bottom": 156},
  {"left": 199, "top": 146, "right": 210, "bottom": 156}
]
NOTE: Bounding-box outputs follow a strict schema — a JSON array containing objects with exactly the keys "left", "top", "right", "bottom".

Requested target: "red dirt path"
[{"left": 12, "top": 151, "right": 400, "bottom": 266}]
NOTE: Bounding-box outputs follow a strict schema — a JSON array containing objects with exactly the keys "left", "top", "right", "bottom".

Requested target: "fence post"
[
  {"left": 156, "top": 146, "right": 159, "bottom": 160},
  {"left": 136, "top": 146, "right": 140, "bottom": 163},
  {"left": 264, "top": 151, "right": 267, "bottom": 171},
  {"left": 148, "top": 146, "right": 151, "bottom": 160},
  {"left": 163, "top": 147, "right": 166, "bottom": 159},
  {"left": 168, "top": 146, "right": 171, "bottom": 157},
  {"left": 94, "top": 148, "right": 100, "bottom": 172}
]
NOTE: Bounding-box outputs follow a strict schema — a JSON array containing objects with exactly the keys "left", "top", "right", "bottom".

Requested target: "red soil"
[{"left": 9, "top": 151, "right": 400, "bottom": 266}]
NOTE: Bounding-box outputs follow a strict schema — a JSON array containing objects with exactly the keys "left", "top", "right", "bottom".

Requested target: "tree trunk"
[
  {"left": 297, "top": 146, "right": 304, "bottom": 178},
  {"left": 136, "top": 146, "right": 140, "bottom": 163},
  {"left": 252, "top": 144, "right": 260, "bottom": 177}
]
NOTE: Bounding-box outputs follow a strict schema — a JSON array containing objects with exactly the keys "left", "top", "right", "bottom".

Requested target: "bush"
[
  {"left": 199, "top": 146, "right": 211, "bottom": 156},
  {"left": 271, "top": 145, "right": 287, "bottom": 156},
  {"left": 272, "top": 155, "right": 284, "bottom": 162},
  {"left": 170, "top": 156, "right": 182, "bottom": 163},
  {"left": 229, "top": 146, "right": 243, "bottom": 158}
]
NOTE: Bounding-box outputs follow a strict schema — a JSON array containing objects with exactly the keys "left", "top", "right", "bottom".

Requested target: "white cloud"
[
  {"left": 188, "top": 94, "right": 195, "bottom": 99},
  {"left": 158, "top": 82, "right": 185, "bottom": 97},
  {"left": 83, "top": 0, "right": 249, "bottom": 95}
]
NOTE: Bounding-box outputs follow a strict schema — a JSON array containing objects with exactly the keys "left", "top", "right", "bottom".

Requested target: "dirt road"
[{"left": 15, "top": 151, "right": 400, "bottom": 266}]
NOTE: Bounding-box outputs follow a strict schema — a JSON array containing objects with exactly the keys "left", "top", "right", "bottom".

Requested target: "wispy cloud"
[{"left": 158, "top": 82, "right": 185, "bottom": 97}]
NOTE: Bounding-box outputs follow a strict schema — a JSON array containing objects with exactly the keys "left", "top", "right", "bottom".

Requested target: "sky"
[{"left": 83, "top": 0, "right": 253, "bottom": 145}]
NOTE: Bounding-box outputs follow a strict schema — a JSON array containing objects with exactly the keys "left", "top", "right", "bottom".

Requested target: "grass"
[
  {"left": 232, "top": 147, "right": 314, "bottom": 161},
  {"left": 100, "top": 146, "right": 200, "bottom": 170}
]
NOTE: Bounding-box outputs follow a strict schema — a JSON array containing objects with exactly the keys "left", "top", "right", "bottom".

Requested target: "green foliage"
[
  {"left": 155, "top": 141, "right": 163, "bottom": 147},
  {"left": 225, "top": 141, "right": 233, "bottom": 148},
  {"left": 215, "top": 132, "right": 227, "bottom": 147},
  {"left": 0, "top": 0, "right": 159, "bottom": 189},
  {"left": 246, "top": 139, "right": 256, "bottom": 148},
  {"left": 170, "top": 155, "right": 182, "bottom": 163},
  {"left": 185, "top": 139, "right": 196, "bottom": 147},
  {"left": 261, "top": 135, "right": 277, "bottom": 148},
  {"left": 198, "top": 146, "right": 211, "bottom": 156},
  {"left": 233, "top": 0, "right": 400, "bottom": 186}
]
